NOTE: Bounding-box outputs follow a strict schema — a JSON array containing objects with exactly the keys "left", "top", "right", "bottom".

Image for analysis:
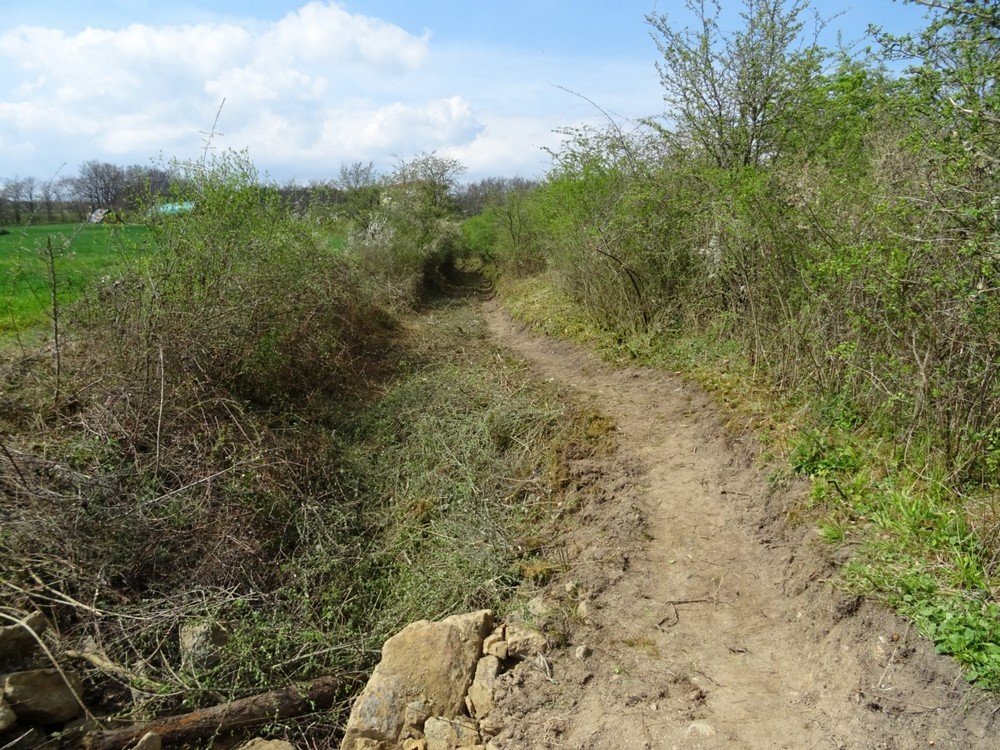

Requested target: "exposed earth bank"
[{"left": 478, "top": 300, "right": 996, "bottom": 750}]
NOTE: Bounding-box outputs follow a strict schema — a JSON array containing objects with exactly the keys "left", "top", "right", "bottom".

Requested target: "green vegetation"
[
  {"left": 2, "top": 0, "right": 995, "bottom": 729},
  {"left": 0, "top": 149, "right": 600, "bottom": 742},
  {"left": 0, "top": 222, "right": 149, "bottom": 335},
  {"left": 477, "top": 0, "right": 999, "bottom": 688}
]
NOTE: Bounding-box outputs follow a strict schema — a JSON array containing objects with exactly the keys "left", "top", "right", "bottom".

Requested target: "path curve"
[{"left": 484, "top": 300, "right": 994, "bottom": 750}]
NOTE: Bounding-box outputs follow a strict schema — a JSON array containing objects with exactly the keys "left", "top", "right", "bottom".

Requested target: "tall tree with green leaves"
[
  {"left": 873, "top": 0, "right": 998, "bottom": 172},
  {"left": 647, "top": 0, "right": 823, "bottom": 168}
]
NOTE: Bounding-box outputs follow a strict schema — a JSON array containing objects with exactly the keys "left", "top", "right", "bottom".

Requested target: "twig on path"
[
  {"left": 0, "top": 437, "right": 29, "bottom": 486},
  {"left": 655, "top": 598, "right": 711, "bottom": 630},
  {"left": 871, "top": 693, "right": 953, "bottom": 714},
  {"left": 692, "top": 666, "right": 724, "bottom": 687},
  {"left": 876, "top": 646, "right": 900, "bottom": 691}
]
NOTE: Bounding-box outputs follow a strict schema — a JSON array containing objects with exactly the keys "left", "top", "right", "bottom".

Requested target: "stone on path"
[
  {"left": 4, "top": 669, "right": 84, "bottom": 724},
  {"left": 423, "top": 716, "right": 480, "bottom": 750},
  {"left": 340, "top": 611, "right": 493, "bottom": 750},
  {"left": 0, "top": 613, "right": 48, "bottom": 666}
]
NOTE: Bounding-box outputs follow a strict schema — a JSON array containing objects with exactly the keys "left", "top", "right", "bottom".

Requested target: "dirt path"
[{"left": 484, "top": 301, "right": 996, "bottom": 750}]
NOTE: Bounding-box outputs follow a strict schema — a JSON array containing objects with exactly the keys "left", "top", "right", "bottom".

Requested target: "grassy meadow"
[
  {"left": 0, "top": 222, "right": 150, "bottom": 337},
  {"left": 0, "top": 219, "right": 350, "bottom": 339}
]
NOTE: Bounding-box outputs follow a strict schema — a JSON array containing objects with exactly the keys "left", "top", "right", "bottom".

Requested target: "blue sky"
[{"left": 0, "top": 1, "right": 929, "bottom": 183}]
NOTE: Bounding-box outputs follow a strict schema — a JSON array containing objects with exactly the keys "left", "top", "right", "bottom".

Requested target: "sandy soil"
[{"left": 483, "top": 301, "right": 997, "bottom": 750}]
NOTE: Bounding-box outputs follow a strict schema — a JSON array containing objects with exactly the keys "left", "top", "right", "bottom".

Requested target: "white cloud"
[
  {"left": 0, "top": 2, "right": 458, "bottom": 178},
  {"left": 441, "top": 114, "right": 564, "bottom": 178},
  {"left": 221, "top": 96, "right": 482, "bottom": 168},
  {"left": 260, "top": 2, "right": 429, "bottom": 70},
  {"left": 339, "top": 96, "right": 482, "bottom": 153},
  {"left": 0, "top": 2, "right": 663, "bottom": 180}
]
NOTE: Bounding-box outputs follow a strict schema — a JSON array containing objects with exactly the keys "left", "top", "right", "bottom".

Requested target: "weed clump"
[{"left": 0, "top": 150, "right": 599, "bottom": 742}]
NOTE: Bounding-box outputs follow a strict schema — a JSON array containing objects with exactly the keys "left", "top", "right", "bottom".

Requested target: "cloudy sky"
[{"left": 0, "top": 1, "right": 928, "bottom": 182}]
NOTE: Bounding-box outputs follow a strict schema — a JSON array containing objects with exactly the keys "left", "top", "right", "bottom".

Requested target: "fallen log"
[{"left": 83, "top": 676, "right": 344, "bottom": 750}]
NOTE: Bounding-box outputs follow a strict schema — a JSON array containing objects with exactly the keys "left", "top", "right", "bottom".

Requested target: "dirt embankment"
[{"left": 483, "top": 300, "right": 997, "bottom": 750}]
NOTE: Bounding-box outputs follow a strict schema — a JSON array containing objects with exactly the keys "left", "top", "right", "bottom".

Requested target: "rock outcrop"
[
  {"left": 0, "top": 613, "right": 48, "bottom": 667},
  {"left": 423, "top": 716, "right": 480, "bottom": 750},
  {"left": 502, "top": 623, "right": 547, "bottom": 661},
  {"left": 464, "top": 657, "right": 500, "bottom": 719},
  {"left": 179, "top": 620, "right": 229, "bottom": 673},
  {"left": 340, "top": 611, "right": 493, "bottom": 749},
  {"left": 3, "top": 668, "right": 84, "bottom": 724},
  {"left": 340, "top": 610, "right": 548, "bottom": 750}
]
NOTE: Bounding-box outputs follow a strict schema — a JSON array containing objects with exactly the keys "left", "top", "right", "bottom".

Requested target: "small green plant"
[
  {"left": 818, "top": 520, "right": 847, "bottom": 544},
  {"left": 789, "top": 431, "right": 859, "bottom": 478}
]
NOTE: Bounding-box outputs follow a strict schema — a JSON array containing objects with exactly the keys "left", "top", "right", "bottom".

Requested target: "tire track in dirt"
[{"left": 484, "top": 301, "right": 995, "bottom": 750}]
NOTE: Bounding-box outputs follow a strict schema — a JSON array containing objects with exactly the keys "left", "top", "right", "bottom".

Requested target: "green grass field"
[
  {"left": 0, "top": 222, "right": 150, "bottom": 337},
  {"left": 1, "top": 219, "right": 348, "bottom": 340}
]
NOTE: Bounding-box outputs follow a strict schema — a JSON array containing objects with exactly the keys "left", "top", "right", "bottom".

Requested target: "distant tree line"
[
  {"left": 278, "top": 162, "right": 538, "bottom": 221},
  {"left": 0, "top": 161, "right": 175, "bottom": 225},
  {"left": 1, "top": 157, "right": 537, "bottom": 226}
]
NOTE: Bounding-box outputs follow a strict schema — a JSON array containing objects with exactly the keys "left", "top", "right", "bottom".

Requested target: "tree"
[
  {"left": 332, "top": 161, "right": 380, "bottom": 228},
  {"left": 453, "top": 177, "right": 539, "bottom": 216},
  {"left": 59, "top": 176, "right": 88, "bottom": 221},
  {"left": 352, "top": 152, "right": 467, "bottom": 291},
  {"left": 39, "top": 179, "right": 62, "bottom": 223},
  {"left": 873, "top": 0, "right": 999, "bottom": 178},
  {"left": 390, "top": 152, "right": 466, "bottom": 216},
  {"left": 21, "top": 176, "right": 36, "bottom": 217},
  {"left": 73, "top": 161, "right": 126, "bottom": 209},
  {"left": 647, "top": 0, "right": 822, "bottom": 168},
  {"left": 337, "top": 161, "right": 377, "bottom": 191},
  {"left": 0, "top": 180, "right": 10, "bottom": 225},
  {"left": 3, "top": 177, "right": 32, "bottom": 223},
  {"left": 120, "top": 165, "right": 171, "bottom": 209}
]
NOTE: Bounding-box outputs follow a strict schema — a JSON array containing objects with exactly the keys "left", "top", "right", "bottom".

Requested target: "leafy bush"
[
  {"left": 349, "top": 152, "right": 469, "bottom": 303},
  {"left": 77, "top": 151, "right": 392, "bottom": 407},
  {"left": 0, "top": 144, "right": 604, "bottom": 741}
]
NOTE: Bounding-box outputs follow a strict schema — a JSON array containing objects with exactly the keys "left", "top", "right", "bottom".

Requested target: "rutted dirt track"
[{"left": 483, "top": 301, "right": 997, "bottom": 750}]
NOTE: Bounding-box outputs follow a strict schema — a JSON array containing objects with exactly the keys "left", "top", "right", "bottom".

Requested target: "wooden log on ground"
[{"left": 83, "top": 676, "right": 344, "bottom": 750}]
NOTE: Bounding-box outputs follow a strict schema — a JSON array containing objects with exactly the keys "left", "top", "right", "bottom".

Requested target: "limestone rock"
[
  {"left": 341, "top": 674, "right": 406, "bottom": 748},
  {"left": 423, "top": 716, "right": 479, "bottom": 750},
  {"left": 131, "top": 732, "right": 162, "bottom": 750},
  {"left": 401, "top": 740, "right": 427, "bottom": 750},
  {"left": 525, "top": 597, "right": 550, "bottom": 619},
  {"left": 466, "top": 656, "right": 500, "bottom": 719},
  {"left": 340, "top": 610, "right": 493, "bottom": 750},
  {"left": 238, "top": 740, "right": 295, "bottom": 750},
  {"left": 575, "top": 645, "right": 592, "bottom": 660},
  {"left": 485, "top": 641, "right": 507, "bottom": 660},
  {"left": 401, "top": 698, "right": 432, "bottom": 739},
  {"left": 483, "top": 627, "right": 508, "bottom": 662},
  {"left": 0, "top": 697, "right": 17, "bottom": 733},
  {"left": 481, "top": 627, "right": 504, "bottom": 659},
  {"left": 503, "top": 623, "right": 547, "bottom": 660},
  {"left": 4, "top": 669, "right": 84, "bottom": 724},
  {"left": 478, "top": 714, "right": 502, "bottom": 738},
  {"left": 0, "top": 613, "right": 48, "bottom": 666},
  {"left": 179, "top": 621, "right": 228, "bottom": 672}
]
